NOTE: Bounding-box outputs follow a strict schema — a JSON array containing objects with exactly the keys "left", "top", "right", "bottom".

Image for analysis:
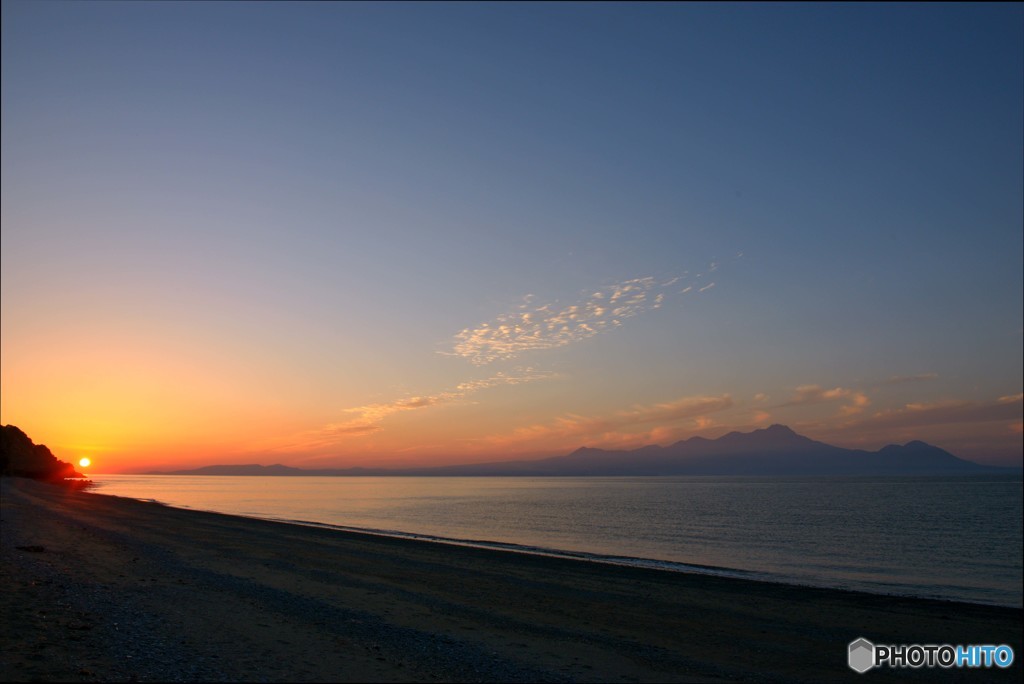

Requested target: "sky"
[{"left": 2, "top": 1, "right": 1021, "bottom": 472}]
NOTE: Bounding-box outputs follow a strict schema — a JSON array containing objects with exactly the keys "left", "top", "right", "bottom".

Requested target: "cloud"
[
  {"left": 838, "top": 392, "right": 871, "bottom": 416},
  {"left": 273, "top": 368, "right": 559, "bottom": 454},
  {"left": 617, "top": 395, "right": 734, "bottom": 426},
  {"left": 448, "top": 269, "right": 723, "bottom": 365},
  {"left": 274, "top": 368, "right": 561, "bottom": 448},
  {"left": 839, "top": 394, "right": 1023, "bottom": 432},
  {"left": 318, "top": 368, "right": 556, "bottom": 440},
  {"left": 874, "top": 373, "right": 939, "bottom": 386},
  {"left": 323, "top": 423, "right": 383, "bottom": 436},
  {"left": 793, "top": 385, "right": 847, "bottom": 404},
  {"left": 485, "top": 394, "right": 734, "bottom": 448},
  {"left": 778, "top": 384, "right": 857, "bottom": 406},
  {"left": 775, "top": 384, "right": 871, "bottom": 416}
]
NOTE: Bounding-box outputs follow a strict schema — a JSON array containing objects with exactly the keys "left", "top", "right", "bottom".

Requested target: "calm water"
[{"left": 89, "top": 474, "right": 1023, "bottom": 607}]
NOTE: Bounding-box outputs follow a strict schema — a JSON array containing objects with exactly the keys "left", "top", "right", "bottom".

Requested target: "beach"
[{"left": 1, "top": 478, "right": 1020, "bottom": 683}]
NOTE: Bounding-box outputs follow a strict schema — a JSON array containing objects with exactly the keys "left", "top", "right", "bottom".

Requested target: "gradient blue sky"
[{"left": 2, "top": 1, "right": 1021, "bottom": 471}]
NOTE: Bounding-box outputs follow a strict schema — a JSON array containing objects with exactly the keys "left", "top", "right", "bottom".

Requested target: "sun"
[{"left": 79, "top": 457, "right": 91, "bottom": 468}]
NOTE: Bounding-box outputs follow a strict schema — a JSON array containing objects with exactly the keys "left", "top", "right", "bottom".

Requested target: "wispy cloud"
[
  {"left": 276, "top": 368, "right": 558, "bottom": 452},
  {"left": 838, "top": 394, "right": 1023, "bottom": 432},
  {"left": 776, "top": 384, "right": 866, "bottom": 406},
  {"left": 774, "top": 384, "right": 871, "bottom": 416},
  {"left": 482, "top": 394, "right": 734, "bottom": 449},
  {"left": 325, "top": 368, "right": 556, "bottom": 437},
  {"left": 448, "top": 270, "right": 720, "bottom": 365},
  {"left": 875, "top": 373, "right": 939, "bottom": 386},
  {"left": 839, "top": 393, "right": 871, "bottom": 416}
]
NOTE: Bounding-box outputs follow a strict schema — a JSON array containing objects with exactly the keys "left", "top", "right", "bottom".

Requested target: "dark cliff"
[{"left": 0, "top": 425, "right": 84, "bottom": 481}]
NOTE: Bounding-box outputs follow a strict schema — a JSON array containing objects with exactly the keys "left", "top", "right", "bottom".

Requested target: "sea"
[{"left": 87, "top": 474, "right": 1023, "bottom": 608}]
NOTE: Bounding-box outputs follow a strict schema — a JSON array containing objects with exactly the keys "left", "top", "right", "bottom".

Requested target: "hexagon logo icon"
[{"left": 848, "top": 638, "right": 875, "bottom": 673}]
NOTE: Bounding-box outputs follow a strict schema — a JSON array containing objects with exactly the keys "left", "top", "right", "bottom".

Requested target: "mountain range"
[{"left": 148, "top": 425, "right": 1015, "bottom": 477}]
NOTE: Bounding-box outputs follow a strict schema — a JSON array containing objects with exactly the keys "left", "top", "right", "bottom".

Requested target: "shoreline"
[
  {"left": 3, "top": 476, "right": 1021, "bottom": 682},
  {"left": 88, "top": 473, "right": 1024, "bottom": 610},
  {"left": 216, "top": 511, "right": 1024, "bottom": 611}
]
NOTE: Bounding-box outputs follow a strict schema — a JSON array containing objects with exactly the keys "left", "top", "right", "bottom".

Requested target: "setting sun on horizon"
[{"left": 1, "top": 2, "right": 1021, "bottom": 474}]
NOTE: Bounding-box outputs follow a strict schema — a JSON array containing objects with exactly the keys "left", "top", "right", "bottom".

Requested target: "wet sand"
[{"left": 1, "top": 476, "right": 1020, "bottom": 682}]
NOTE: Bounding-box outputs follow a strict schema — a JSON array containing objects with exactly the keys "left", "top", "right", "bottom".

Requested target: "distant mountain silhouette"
[
  {"left": 148, "top": 463, "right": 396, "bottom": 476},
  {"left": 165, "top": 464, "right": 307, "bottom": 476},
  {"left": 149, "top": 425, "right": 1014, "bottom": 477}
]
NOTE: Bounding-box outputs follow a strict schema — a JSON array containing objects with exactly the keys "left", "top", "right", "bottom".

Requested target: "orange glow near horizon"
[
  {"left": 2, "top": 306, "right": 1022, "bottom": 472},
  {"left": 3, "top": 372, "right": 1023, "bottom": 472}
]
